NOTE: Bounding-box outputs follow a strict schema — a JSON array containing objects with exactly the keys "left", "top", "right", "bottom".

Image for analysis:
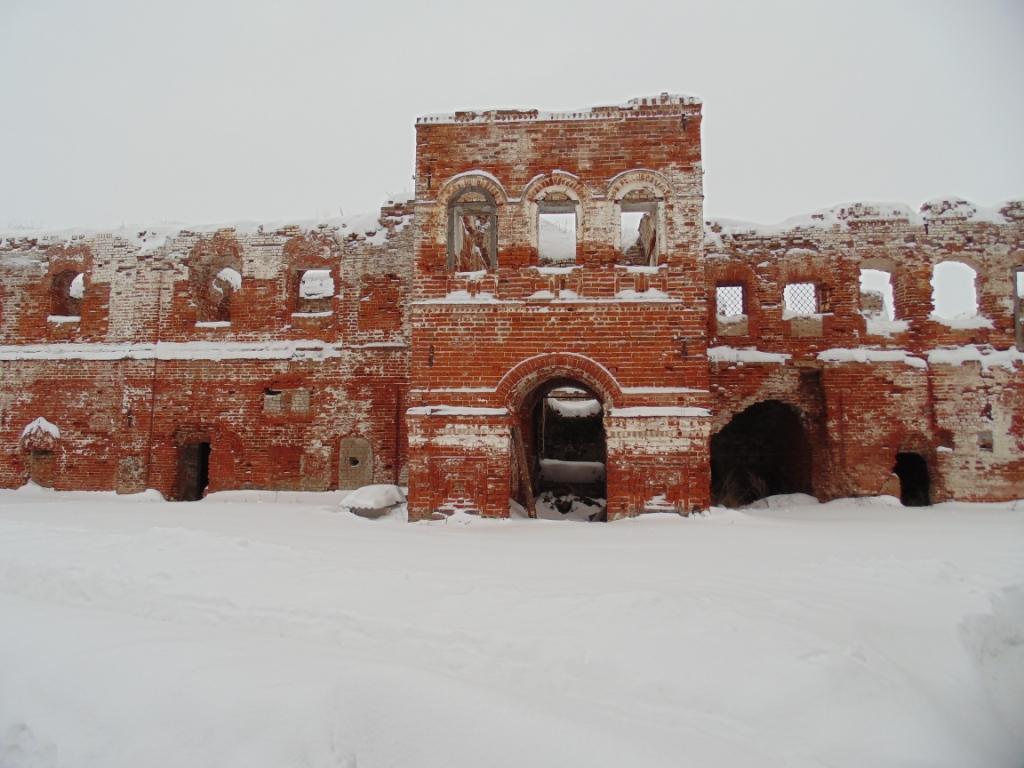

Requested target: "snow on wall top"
[
  {"left": 0, "top": 195, "right": 414, "bottom": 257},
  {"left": 417, "top": 93, "right": 701, "bottom": 125},
  {"left": 704, "top": 197, "right": 1022, "bottom": 245}
]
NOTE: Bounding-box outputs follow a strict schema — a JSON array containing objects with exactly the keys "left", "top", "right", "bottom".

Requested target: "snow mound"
[
  {"left": 339, "top": 484, "right": 405, "bottom": 518},
  {"left": 744, "top": 493, "right": 820, "bottom": 510}
]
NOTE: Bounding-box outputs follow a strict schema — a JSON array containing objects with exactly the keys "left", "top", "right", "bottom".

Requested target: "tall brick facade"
[{"left": 2, "top": 94, "right": 1022, "bottom": 517}]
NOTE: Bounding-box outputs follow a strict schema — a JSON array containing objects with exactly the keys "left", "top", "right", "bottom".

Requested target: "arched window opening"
[
  {"left": 711, "top": 401, "right": 813, "bottom": 507},
  {"left": 447, "top": 187, "right": 497, "bottom": 272},
  {"left": 537, "top": 191, "right": 577, "bottom": 265},
  {"left": 618, "top": 189, "right": 660, "bottom": 266},
  {"left": 50, "top": 270, "right": 84, "bottom": 318},
  {"left": 892, "top": 452, "right": 930, "bottom": 506},
  {"left": 931, "top": 261, "right": 978, "bottom": 321},
  {"left": 196, "top": 266, "right": 240, "bottom": 323}
]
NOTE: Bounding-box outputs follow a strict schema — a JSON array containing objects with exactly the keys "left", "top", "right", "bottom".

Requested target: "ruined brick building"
[{"left": 2, "top": 94, "right": 1022, "bottom": 519}]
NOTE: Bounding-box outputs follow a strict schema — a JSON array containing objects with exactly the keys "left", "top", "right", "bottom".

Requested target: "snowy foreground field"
[{"left": 1, "top": 488, "right": 1022, "bottom": 768}]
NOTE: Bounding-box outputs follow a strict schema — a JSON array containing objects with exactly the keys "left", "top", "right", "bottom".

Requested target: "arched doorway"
[
  {"left": 515, "top": 378, "right": 607, "bottom": 521},
  {"left": 893, "top": 452, "right": 930, "bottom": 506},
  {"left": 711, "top": 400, "right": 813, "bottom": 507}
]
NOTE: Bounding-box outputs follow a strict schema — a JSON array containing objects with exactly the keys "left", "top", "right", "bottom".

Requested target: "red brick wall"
[{"left": 1, "top": 100, "right": 1021, "bottom": 515}]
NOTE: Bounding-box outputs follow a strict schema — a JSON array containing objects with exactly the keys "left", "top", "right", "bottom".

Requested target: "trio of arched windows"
[{"left": 444, "top": 175, "right": 666, "bottom": 271}]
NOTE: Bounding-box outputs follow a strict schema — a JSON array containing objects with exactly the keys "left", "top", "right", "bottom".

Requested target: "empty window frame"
[
  {"left": 930, "top": 261, "right": 978, "bottom": 320},
  {"left": 783, "top": 282, "right": 819, "bottom": 316},
  {"left": 295, "top": 269, "right": 335, "bottom": 314},
  {"left": 716, "top": 285, "right": 745, "bottom": 318},
  {"left": 50, "top": 270, "right": 84, "bottom": 317},
  {"left": 619, "top": 190, "right": 660, "bottom": 266},
  {"left": 537, "top": 194, "right": 577, "bottom": 264},
  {"left": 1013, "top": 265, "right": 1023, "bottom": 350},
  {"left": 447, "top": 187, "right": 497, "bottom": 272},
  {"left": 859, "top": 268, "right": 895, "bottom": 320},
  {"left": 199, "top": 266, "right": 241, "bottom": 322}
]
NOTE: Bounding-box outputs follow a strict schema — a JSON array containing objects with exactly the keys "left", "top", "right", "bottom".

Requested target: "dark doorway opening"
[
  {"left": 711, "top": 400, "right": 812, "bottom": 507},
  {"left": 515, "top": 380, "right": 607, "bottom": 521},
  {"left": 893, "top": 452, "right": 930, "bottom": 506},
  {"left": 176, "top": 442, "right": 211, "bottom": 501}
]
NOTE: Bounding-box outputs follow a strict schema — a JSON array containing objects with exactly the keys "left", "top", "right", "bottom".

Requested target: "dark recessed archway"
[
  {"left": 711, "top": 400, "right": 812, "bottom": 507},
  {"left": 515, "top": 377, "right": 607, "bottom": 521}
]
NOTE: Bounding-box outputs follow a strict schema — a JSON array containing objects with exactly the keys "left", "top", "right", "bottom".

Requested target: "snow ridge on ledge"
[
  {"left": 418, "top": 93, "right": 701, "bottom": 125},
  {"left": 0, "top": 194, "right": 413, "bottom": 255},
  {"left": 704, "top": 197, "right": 1022, "bottom": 244}
]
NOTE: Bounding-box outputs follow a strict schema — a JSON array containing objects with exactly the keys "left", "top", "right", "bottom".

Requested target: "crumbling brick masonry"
[{"left": 2, "top": 94, "right": 1021, "bottom": 517}]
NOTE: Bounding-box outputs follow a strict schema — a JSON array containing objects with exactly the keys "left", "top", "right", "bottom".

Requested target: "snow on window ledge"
[
  {"left": 928, "top": 313, "right": 994, "bottom": 330},
  {"left": 47, "top": 315, "right": 80, "bottom": 324},
  {"left": 782, "top": 311, "right": 830, "bottom": 321},
  {"left": 716, "top": 312, "right": 748, "bottom": 325},
  {"left": 865, "top": 317, "right": 910, "bottom": 337},
  {"left": 195, "top": 321, "right": 231, "bottom": 329},
  {"left": 291, "top": 311, "right": 333, "bottom": 318}
]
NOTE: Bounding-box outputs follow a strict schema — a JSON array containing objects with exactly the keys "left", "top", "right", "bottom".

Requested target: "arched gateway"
[{"left": 406, "top": 353, "right": 712, "bottom": 521}]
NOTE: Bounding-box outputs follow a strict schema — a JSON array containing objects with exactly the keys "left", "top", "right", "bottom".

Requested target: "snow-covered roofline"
[
  {"left": 705, "top": 197, "right": 1023, "bottom": 240},
  {"left": 0, "top": 193, "right": 415, "bottom": 255},
  {"left": 418, "top": 93, "right": 701, "bottom": 125}
]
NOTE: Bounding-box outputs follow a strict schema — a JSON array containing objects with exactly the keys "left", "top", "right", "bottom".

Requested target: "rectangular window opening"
[
  {"left": 716, "top": 285, "right": 745, "bottom": 318},
  {"left": 859, "top": 269, "right": 895, "bottom": 320},
  {"left": 538, "top": 210, "right": 576, "bottom": 264},
  {"left": 977, "top": 430, "right": 994, "bottom": 452},
  {"left": 784, "top": 282, "right": 819, "bottom": 316},
  {"left": 1014, "top": 267, "right": 1023, "bottom": 351},
  {"left": 296, "top": 269, "right": 334, "bottom": 314}
]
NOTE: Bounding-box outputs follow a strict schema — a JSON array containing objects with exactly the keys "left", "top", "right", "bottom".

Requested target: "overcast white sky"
[{"left": 1, "top": 0, "right": 1021, "bottom": 230}]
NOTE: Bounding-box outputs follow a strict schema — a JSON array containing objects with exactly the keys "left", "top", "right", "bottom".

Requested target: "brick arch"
[
  {"left": 496, "top": 353, "right": 624, "bottom": 414},
  {"left": 521, "top": 171, "right": 589, "bottom": 204},
  {"left": 434, "top": 171, "right": 509, "bottom": 208},
  {"left": 605, "top": 168, "right": 673, "bottom": 201}
]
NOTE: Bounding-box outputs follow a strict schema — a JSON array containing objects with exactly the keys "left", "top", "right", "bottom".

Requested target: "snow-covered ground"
[{"left": 0, "top": 487, "right": 1022, "bottom": 768}]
